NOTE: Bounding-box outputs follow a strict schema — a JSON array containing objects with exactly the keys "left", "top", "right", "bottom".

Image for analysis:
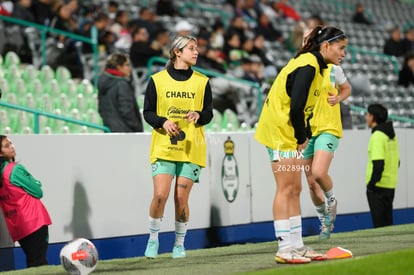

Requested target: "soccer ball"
[{"left": 60, "top": 238, "right": 99, "bottom": 275}]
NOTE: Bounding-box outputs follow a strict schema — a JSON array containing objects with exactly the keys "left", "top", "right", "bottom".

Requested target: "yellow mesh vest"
[
  {"left": 310, "top": 64, "right": 343, "bottom": 138},
  {"left": 255, "top": 53, "right": 323, "bottom": 150},
  {"left": 150, "top": 69, "right": 209, "bottom": 167}
]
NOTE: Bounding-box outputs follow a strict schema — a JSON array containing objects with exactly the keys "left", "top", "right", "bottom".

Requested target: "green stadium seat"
[
  {"left": 0, "top": 109, "right": 9, "bottom": 125},
  {"left": 221, "top": 108, "right": 240, "bottom": 131},
  {"left": 83, "top": 108, "right": 102, "bottom": 125},
  {"left": 56, "top": 93, "right": 73, "bottom": 114},
  {"left": 10, "top": 78, "right": 27, "bottom": 96},
  {"left": 42, "top": 126, "right": 53, "bottom": 134},
  {"left": 2, "top": 126, "right": 12, "bottom": 134},
  {"left": 4, "top": 64, "right": 22, "bottom": 83},
  {"left": 26, "top": 78, "right": 44, "bottom": 98},
  {"left": 61, "top": 79, "right": 78, "bottom": 96},
  {"left": 44, "top": 79, "right": 61, "bottom": 97},
  {"left": 4, "top": 93, "right": 18, "bottom": 105},
  {"left": 38, "top": 65, "right": 55, "bottom": 84},
  {"left": 77, "top": 79, "right": 94, "bottom": 95},
  {"left": 3, "top": 51, "right": 20, "bottom": 69},
  {"left": 0, "top": 78, "right": 9, "bottom": 93},
  {"left": 55, "top": 66, "right": 72, "bottom": 83},
  {"left": 21, "top": 64, "right": 39, "bottom": 84},
  {"left": 205, "top": 109, "right": 222, "bottom": 132}
]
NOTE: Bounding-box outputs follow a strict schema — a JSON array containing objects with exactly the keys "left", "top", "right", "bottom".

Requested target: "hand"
[
  {"left": 163, "top": 120, "right": 180, "bottom": 137},
  {"left": 328, "top": 92, "right": 340, "bottom": 106},
  {"left": 185, "top": 111, "right": 200, "bottom": 123},
  {"left": 297, "top": 138, "right": 309, "bottom": 152}
]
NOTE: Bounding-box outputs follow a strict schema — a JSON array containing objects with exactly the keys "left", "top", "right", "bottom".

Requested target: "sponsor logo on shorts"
[{"left": 152, "top": 162, "right": 159, "bottom": 172}]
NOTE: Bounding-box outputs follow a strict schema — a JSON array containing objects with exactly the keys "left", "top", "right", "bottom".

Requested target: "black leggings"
[{"left": 18, "top": 225, "right": 49, "bottom": 268}]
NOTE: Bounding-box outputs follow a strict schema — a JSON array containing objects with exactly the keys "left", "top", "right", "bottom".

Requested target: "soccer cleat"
[
  {"left": 326, "top": 198, "right": 338, "bottom": 227},
  {"left": 144, "top": 239, "right": 159, "bottom": 259},
  {"left": 319, "top": 224, "right": 331, "bottom": 240},
  {"left": 172, "top": 245, "right": 186, "bottom": 258},
  {"left": 274, "top": 248, "right": 311, "bottom": 264},
  {"left": 296, "top": 246, "right": 328, "bottom": 261}
]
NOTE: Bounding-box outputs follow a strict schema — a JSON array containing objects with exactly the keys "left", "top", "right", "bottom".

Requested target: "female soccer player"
[
  {"left": 303, "top": 63, "right": 351, "bottom": 240},
  {"left": 143, "top": 35, "right": 213, "bottom": 258},
  {"left": 255, "top": 26, "right": 347, "bottom": 264}
]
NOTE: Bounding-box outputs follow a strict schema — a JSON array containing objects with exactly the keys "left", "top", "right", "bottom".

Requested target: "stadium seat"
[
  {"left": 10, "top": 78, "right": 28, "bottom": 96},
  {"left": 42, "top": 126, "right": 53, "bottom": 134},
  {"left": 205, "top": 109, "right": 223, "bottom": 132},
  {"left": 4, "top": 64, "right": 22, "bottom": 83},
  {"left": 26, "top": 78, "right": 44, "bottom": 98},
  {"left": 21, "top": 64, "right": 39, "bottom": 84},
  {"left": 221, "top": 108, "right": 240, "bottom": 131},
  {"left": 55, "top": 66, "right": 72, "bottom": 83},
  {"left": 2, "top": 126, "right": 12, "bottom": 134},
  {"left": 38, "top": 65, "right": 55, "bottom": 83},
  {"left": 3, "top": 51, "right": 20, "bottom": 68},
  {"left": 78, "top": 79, "right": 94, "bottom": 95}
]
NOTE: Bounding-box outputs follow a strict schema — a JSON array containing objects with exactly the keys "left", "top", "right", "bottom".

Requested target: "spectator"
[
  {"left": 97, "top": 53, "right": 143, "bottom": 132},
  {"left": 209, "top": 19, "right": 225, "bottom": 50},
  {"left": 30, "top": 0, "right": 55, "bottom": 25},
  {"left": 47, "top": 1, "right": 84, "bottom": 78},
  {"left": 196, "top": 45, "right": 227, "bottom": 74},
  {"left": 401, "top": 27, "right": 414, "bottom": 55},
  {"left": 272, "top": 0, "right": 301, "bottom": 22},
  {"left": 107, "top": 0, "right": 119, "bottom": 22},
  {"left": 365, "top": 103, "right": 400, "bottom": 228},
  {"left": 226, "top": 15, "right": 250, "bottom": 45},
  {"left": 156, "top": 0, "right": 178, "bottom": 17},
  {"left": 287, "top": 14, "right": 325, "bottom": 53},
  {"left": 12, "top": 0, "right": 35, "bottom": 22},
  {"left": 383, "top": 26, "right": 406, "bottom": 57},
  {"left": 129, "top": 26, "right": 163, "bottom": 68},
  {"left": 223, "top": 0, "right": 244, "bottom": 17},
  {"left": 258, "top": 0, "right": 280, "bottom": 21},
  {"left": 398, "top": 53, "right": 414, "bottom": 87},
  {"left": 4, "top": 0, "right": 36, "bottom": 63},
  {"left": 241, "top": 54, "right": 264, "bottom": 84},
  {"left": 255, "top": 12, "right": 284, "bottom": 43},
  {"left": 352, "top": 3, "right": 372, "bottom": 25},
  {"left": 110, "top": 10, "right": 132, "bottom": 50},
  {"left": 242, "top": 0, "right": 261, "bottom": 28},
  {"left": 174, "top": 20, "right": 194, "bottom": 36},
  {"left": 81, "top": 12, "right": 111, "bottom": 54},
  {"left": 132, "top": 7, "right": 163, "bottom": 40},
  {"left": 150, "top": 27, "right": 170, "bottom": 60},
  {"left": 0, "top": 135, "right": 52, "bottom": 268}
]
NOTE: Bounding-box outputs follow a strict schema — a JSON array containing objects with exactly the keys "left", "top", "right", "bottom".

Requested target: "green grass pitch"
[{"left": 2, "top": 223, "right": 414, "bottom": 275}]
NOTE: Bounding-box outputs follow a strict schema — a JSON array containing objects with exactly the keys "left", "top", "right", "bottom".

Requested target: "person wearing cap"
[{"left": 174, "top": 20, "right": 194, "bottom": 36}]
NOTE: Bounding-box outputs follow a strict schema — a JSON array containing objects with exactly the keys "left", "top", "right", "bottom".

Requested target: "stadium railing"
[
  {"left": 0, "top": 15, "right": 99, "bottom": 87},
  {"left": 0, "top": 101, "right": 110, "bottom": 134},
  {"left": 350, "top": 105, "right": 414, "bottom": 128}
]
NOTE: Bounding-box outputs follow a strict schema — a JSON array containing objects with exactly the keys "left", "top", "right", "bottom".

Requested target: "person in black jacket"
[
  {"left": 398, "top": 53, "right": 414, "bottom": 87},
  {"left": 97, "top": 53, "right": 143, "bottom": 132}
]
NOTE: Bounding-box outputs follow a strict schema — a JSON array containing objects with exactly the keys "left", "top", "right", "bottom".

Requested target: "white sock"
[
  {"left": 315, "top": 203, "right": 326, "bottom": 223},
  {"left": 148, "top": 216, "right": 162, "bottom": 241},
  {"left": 324, "top": 189, "right": 336, "bottom": 205},
  {"left": 174, "top": 221, "right": 187, "bottom": 246},
  {"left": 290, "top": 215, "right": 304, "bottom": 249},
  {"left": 274, "top": 220, "right": 290, "bottom": 251}
]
